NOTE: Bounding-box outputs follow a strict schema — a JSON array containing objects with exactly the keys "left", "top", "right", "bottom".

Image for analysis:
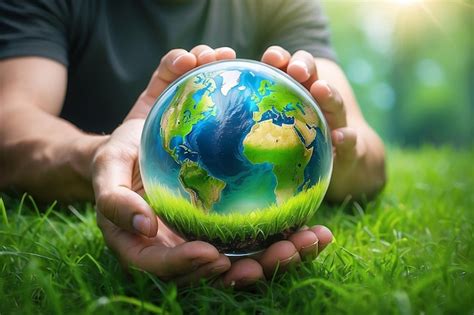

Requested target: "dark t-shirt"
[{"left": 0, "top": 0, "right": 335, "bottom": 134}]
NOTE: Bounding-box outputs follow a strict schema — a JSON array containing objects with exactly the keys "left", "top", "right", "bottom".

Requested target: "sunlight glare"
[{"left": 391, "top": 0, "right": 423, "bottom": 6}]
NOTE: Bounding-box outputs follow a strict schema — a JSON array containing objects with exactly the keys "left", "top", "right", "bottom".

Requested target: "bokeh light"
[{"left": 323, "top": 0, "right": 473, "bottom": 146}]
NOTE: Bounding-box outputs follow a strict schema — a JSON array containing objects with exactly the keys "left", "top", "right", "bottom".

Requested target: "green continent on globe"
[
  {"left": 243, "top": 120, "right": 312, "bottom": 205},
  {"left": 252, "top": 79, "right": 320, "bottom": 148},
  {"left": 253, "top": 80, "right": 320, "bottom": 128},
  {"left": 178, "top": 160, "right": 226, "bottom": 211},
  {"left": 161, "top": 73, "right": 227, "bottom": 210},
  {"left": 161, "top": 74, "right": 217, "bottom": 159}
]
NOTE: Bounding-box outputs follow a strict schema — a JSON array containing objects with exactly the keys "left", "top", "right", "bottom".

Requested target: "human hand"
[
  {"left": 92, "top": 46, "right": 237, "bottom": 285},
  {"left": 261, "top": 46, "right": 374, "bottom": 200},
  {"left": 92, "top": 45, "right": 334, "bottom": 288}
]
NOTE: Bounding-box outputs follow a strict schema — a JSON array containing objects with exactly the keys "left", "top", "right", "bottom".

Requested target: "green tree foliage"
[{"left": 323, "top": 0, "right": 473, "bottom": 146}]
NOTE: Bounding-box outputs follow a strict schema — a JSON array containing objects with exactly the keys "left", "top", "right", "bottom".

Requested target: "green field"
[{"left": 1, "top": 147, "right": 473, "bottom": 314}]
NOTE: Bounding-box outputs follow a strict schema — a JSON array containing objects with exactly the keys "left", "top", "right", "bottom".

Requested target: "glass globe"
[{"left": 140, "top": 59, "right": 332, "bottom": 256}]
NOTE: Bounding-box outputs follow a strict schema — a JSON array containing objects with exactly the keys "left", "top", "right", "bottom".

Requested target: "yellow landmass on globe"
[
  {"left": 242, "top": 120, "right": 312, "bottom": 204},
  {"left": 294, "top": 120, "right": 317, "bottom": 146}
]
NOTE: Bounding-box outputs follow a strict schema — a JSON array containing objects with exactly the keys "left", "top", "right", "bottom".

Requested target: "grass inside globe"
[{"left": 140, "top": 59, "right": 333, "bottom": 256}]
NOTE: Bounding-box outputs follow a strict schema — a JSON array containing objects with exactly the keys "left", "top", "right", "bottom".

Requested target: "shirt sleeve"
[
  {"left": 257, "top": 0, "right": 337, "bottom": 62},
  {"left": 0, "top": 0, "right": 70, "bottom": 65}
]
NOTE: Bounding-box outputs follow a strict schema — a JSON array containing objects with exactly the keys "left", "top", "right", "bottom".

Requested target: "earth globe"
[{"left": 140, "top": 59, "right": 333, "bottom": 256}]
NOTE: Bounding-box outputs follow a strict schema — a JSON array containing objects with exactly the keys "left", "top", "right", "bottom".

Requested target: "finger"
[
  {"left": 287, "top": 50, "right": 318, "bottom": 88},
  {"left": 190, "top": 44, "right": 217, "bottom": 66},
  {"left": 215, "top": 47, "right": 236, "bottom": 60},
  {"left": 126, "top": 47, "right": 235, "bottom": 121},
  {"left": 310, "top": 80, "right": 347, "bottom": 129},
  {"left": 258, "top": 241, "right": 301, "bottom": 279},
  {"left": 93, "top": 143, "right": 158, "bottom": 237},
  {"left": 144, "top": 49, "right": 197, "bottom": 99},
  {"left": 288, "top": 229, "right": 319, "bottom": 261},
  {"left": 261, "top": 45, "right": 291, "bottom": 70},
  {"left": 220, "top": 258, "right": 265, "bottom": 288},
  {"left": 308, "top": 225, "right": 333, "bottom": 253},
  {"left": 332, "top": 127, "right": 357, "bottom": 162},
  {"left": 136, "top": 241, "right": 220, "bottom": 279},
  {"left": 97, "top": 211, "right": 222, "bottom": 279},
  {"left": 174, "top": 254, "right": 231, "bottom": 287},
  {"left": 96, "top": 186, "right": 158, "bottom": 237},
  {"left": 128, "top": 240, "right": 221, "bottom": 279}
]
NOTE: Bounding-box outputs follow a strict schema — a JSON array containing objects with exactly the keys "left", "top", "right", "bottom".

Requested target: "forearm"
[{"left": 0, "top": 104, "right": 108, "bottom": 201}]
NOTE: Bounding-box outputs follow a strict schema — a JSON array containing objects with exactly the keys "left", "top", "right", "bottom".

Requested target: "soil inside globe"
[{"left": 161, "top": 217, "right": 300, "bottom": 256}]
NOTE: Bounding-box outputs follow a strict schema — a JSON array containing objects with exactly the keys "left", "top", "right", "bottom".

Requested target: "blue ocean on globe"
[{"left": 140, "top": 59, "right": 332, "bottom": 214}]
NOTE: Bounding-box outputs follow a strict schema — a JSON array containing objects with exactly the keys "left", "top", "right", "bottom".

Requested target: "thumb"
[
  {"left": 92, "top": 125, "right": 158, "bottom": 237},
  {"left": 95, "top": 186, "right": 158, "bottom": 237}
]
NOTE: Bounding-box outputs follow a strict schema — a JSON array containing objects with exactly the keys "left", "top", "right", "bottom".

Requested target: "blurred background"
[{"left": 321, "top": 0, "right": 473, "bottom": 147}]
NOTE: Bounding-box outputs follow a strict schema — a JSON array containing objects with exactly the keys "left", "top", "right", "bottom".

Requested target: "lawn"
[{"left": 1, "top": 147, "right": 473, "bottom": 314}]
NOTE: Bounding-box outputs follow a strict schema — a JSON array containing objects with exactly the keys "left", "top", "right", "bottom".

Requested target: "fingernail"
[
  {"left": 210, "top": 264, "right": 228, "bottom": 275},
  {"left": 335, "top": 131, "right": 344, "bottom": 144},
  {"left": 132, "top": 214, "right": 151, "bottom": 236},
  {"left": 198, "top": 50, "right": 214, "bottom": 60},
  {"left": 279, "top": 251, "right": 299, "bottom": 266},
  {"left": 191, "top": 258, "right": 209, "bottom": 270},
  {"left": 319, "top": 80, "right": 332, "bottom": 97},
  {"left": 172, "top": 53, "right": 187, "bottom": 66},
  {"left": 268, "top": 49, "right": 284, "bottom": 62},
  {"left": 301, "top": 240, "right": 319, "bottom": 260},
  {"left": 291, "top": 60, "right": 310, "bottom": 78},
  {"left": 301, "top": 239, "right": 319, "bottom": 251}
]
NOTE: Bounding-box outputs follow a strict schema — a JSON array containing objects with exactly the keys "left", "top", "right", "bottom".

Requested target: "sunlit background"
[{"left": 321, "top": 0, "right": 473, "bottom": 146}]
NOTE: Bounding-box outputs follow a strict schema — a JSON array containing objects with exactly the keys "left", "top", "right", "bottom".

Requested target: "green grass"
[
  {"left": 1, "top": 146, "right": 473, "bottom": 314},
  {"left": 146, "top": 177, "right": 328, "bottom": 254}
]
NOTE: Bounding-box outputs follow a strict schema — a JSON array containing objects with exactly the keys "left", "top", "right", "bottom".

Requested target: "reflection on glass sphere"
[{"left": 140, "top": 59, "right": 332, "bottom": 256}]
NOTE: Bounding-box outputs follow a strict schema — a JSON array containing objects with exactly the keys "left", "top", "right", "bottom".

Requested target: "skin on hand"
[
  {"left": 0, "top": 43, "right": 381, "bottom": 288},
  {"left": 262, "top": 46, "right": 386, "bottom": 202},
  {"left": 92, "top": 45, "right": 335, "bottom": 288}
]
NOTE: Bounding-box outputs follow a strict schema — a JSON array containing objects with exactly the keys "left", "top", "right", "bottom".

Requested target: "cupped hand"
[
  {"left": 261, "top": 46, "right": 368, "bottom": 200},
  {"left": 92, "top": 45, "right": 334, "bottom": 289}
]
